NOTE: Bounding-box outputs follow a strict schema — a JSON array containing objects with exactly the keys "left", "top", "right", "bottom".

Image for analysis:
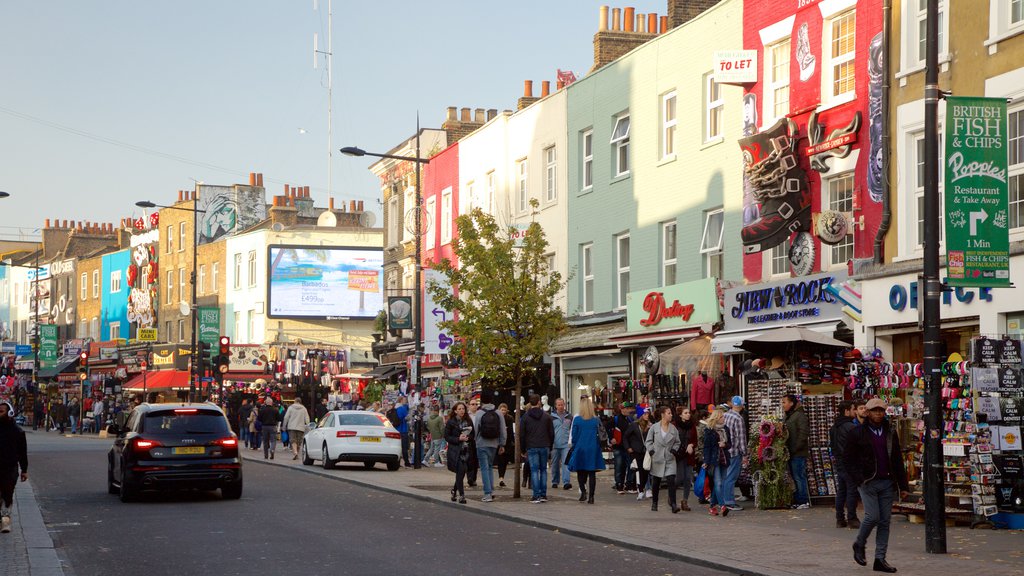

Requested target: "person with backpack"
[
  {"left": 472, "top": 396, "right": 506, "bottom": 503},
  {"left": 392, "top": 396, "right": 410, "bottom": 467}
]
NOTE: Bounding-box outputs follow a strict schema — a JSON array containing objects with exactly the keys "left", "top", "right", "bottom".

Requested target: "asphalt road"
[{"left": 25, "top": 433, "right": 730, "bottom": 576}]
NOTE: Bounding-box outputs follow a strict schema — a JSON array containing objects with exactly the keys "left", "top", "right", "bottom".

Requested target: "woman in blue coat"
[{"left": 568, "top": 397, "right": 606, "bottom": 504}]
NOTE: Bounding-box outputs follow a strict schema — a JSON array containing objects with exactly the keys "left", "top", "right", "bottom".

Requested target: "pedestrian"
[
  {"left": 701, "top": 406, "right": 731, "bottom": 517},
  {"left": 424, "top": 406, "right": 446, "bottom": 467},
  {"left": 550, "top": 398, "right": 572, "bottom": 491},
  {"left": 645, "top": 405, "right": 682, "bottom": 513},
  {"left": 495, "top": 403, "right": 515, "bottom": 488},
  {"left": 674, "top": 406, "right": 698, "bottom": 511},
  {"left": 394, "top": 395, "right": 411, "bottom": 467},
  {"left": 830, "top": 400, "right": 861, "bottom": 528},
  {"left": 32, "top": 397, "right": 43, "bottom": 431},
  {"left": 238, "top": 399, "right": 253, "bottom": 448},
  {"left": 68, "top": 397, "right": 80, "bottom": 434},
  {"left": 520, "top": 394, "right": 554, "bottom": 503},
  {"left": 844, "top": 398, "right": 908, "bottom": 574},
  {"left": 567, "top": 397, "right": 605, "bottom": 504},
  {"left": 315, "top": 397, "right": 328, "bottom": 422},
  {"left": 465, "top": 396, "right": 481, "bottom": 487},
  {"left": 444, "top": 401, "right": 473, "bottom": 504},
  {"left": 0, "top": 400, "right": 29, "bottom": 534},
  {"left": 50, "top": 399, "right": 67, "bottom": 434},
  {"left": 248, "top": 404, "right": 262, "bottom": 450},
  {"left": 853, "top": 398, "right": 867, "bottom": 425},
  {"left": 782, "top": 394, "right": 811, "bottom": 509},
  {"left": 92, "top": 397, "right": 105, "bottom": 434},
  {"left": 472, "top": 396, "right": 506, "bottom": 503},
  {"left": 607, "top": 403, "right": 631, "bottom": 494},
  {"left": 258, "top": 397, "right": 280, "bottom": 460},
  {"left": 624, "top": 409, "right": 651, "bottom": 501},
  {"left": 721, "top": 395, "right": 747, "bottom": 512},
  {"left": 283, "top": 397, "right": 310, "bottom": 461}
]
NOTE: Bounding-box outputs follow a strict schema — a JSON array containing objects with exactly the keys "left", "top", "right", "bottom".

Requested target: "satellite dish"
[
  {"left": 642, "top": 345, "right": 661, "bottom": 375},
  {"left": 358, "top": 212, "right": 377, "bottom": 228},
  {"left": 272, "top": 222, "right": 285, "bottom": 232},
  {"left": 316, "top": 211, "right": 337, "bottom": 228},
  {"left": 179, "top": 301, "right": 192, "bottom": 316}
]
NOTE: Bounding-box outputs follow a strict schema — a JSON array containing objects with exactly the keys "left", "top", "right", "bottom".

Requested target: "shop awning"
[
  {"left": 363, "top": 364, "right": 406, "bottom": 380},
  {"left": 123, "top": 370, "right": 193, "bottom": 392},
  {"left": 605, "top": 327, "right": 702, "bottom": 348},
  {"left": 333, "top": 372, "right": 371, "bottom": 379},
  {"left": 550, "top": 322, "right": 626, "bottom": 356},
  {"left": 711, "top": 320, "right": 842, "bottom": 355},
  {"left": 37, "top": 357, "right": 80, "bottom": 379}
]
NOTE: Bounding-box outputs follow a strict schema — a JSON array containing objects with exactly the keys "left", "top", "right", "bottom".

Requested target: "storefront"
[{"left": 552, "top": 318, "right": 628, "bottom": 413}]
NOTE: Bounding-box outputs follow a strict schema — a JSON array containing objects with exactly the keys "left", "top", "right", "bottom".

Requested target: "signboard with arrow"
[
  {"left": 423, "top": 269, "right": 453, "bottom": 355},
  {"left": 944, "top": 96, "right": 1011, "bottom": 288}
]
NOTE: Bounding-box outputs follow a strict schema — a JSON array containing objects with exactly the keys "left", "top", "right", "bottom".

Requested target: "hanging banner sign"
[
  {"left": 423, "top": 269, "right": 453, "bottom": 356},
  {"left": 944, "top": 96, "right": 1010, "bottom": 287},
  {"left": 38, "top": 324, "right": 58, "bottom": 369},
  {"left": 197, "top": 307, "right": 221, "bottom": 345}
]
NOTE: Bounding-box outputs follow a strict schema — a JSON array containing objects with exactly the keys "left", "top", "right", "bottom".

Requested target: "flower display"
[{"left": 747, "top": 414, "right": 792, "bottom": 510}]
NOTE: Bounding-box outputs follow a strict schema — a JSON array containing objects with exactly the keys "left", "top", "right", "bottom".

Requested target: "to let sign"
[
  {"left": 944, "top": 96, "right": 1011, "bottom": 287},
  {"left": 713, "top": 50, "right": 757, "bottom": 84}
]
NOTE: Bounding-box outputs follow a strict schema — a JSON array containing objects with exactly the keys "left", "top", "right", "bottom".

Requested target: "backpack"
[
  {"left": 479, "top": 409, "right": 501, "bottom": 440},
  {"left": 386, "top": 407, "right": 402, "bottom": 428}
]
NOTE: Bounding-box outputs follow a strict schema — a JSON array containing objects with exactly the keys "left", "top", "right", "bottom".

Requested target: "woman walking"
[
  {"left": 496, "top": 403, "right": 515, "bottom": 488},
  {"left": 444, "top": 402, "right": 474, "bottom": 504},
  {"left": 624, "top": 409, "right": 651, "bottom": 501},
  {"left": 674, "top": 406, "right": 699, "bottom": 511},
  {"left": 568, "top": 397, "right": 605, "bottom": 504},
  {"left": 702, "top": 406, "right": 732, "bottom": 516},
  {"left": 645, "top": 406, "right": 682, "bottom": 513}
]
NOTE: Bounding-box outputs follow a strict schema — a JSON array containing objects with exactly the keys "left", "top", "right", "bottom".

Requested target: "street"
[{"left": 24, "top": 433, "right": 728, "bottom": 576}]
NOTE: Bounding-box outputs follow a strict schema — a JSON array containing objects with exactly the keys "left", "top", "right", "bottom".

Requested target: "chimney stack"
[
  {"left": 612, "top": 7, "right": 621, "bottom": 30},
  {"left": 623, "top": 7, "right": 635, "bottom": 31},
  {"left": 357, "top": 200, "right": 364, "bottom": 211},
  {"left": 178, "top": 190, "right": 184, "bottom": 202},
  {"left": 591, "top": 5, "right": 659, "bottom": 72},
  {"left": 447, "top": 106, "right": 458, "bottom": 121},
  {"left": 648, "top": 13, "right": 657, "bottom": 34},
  {"left": 667, "top": 0, "right": 722, "bottom": 30},
  {"left": 329, "top": 197, "right": 335, "bottom": 211},
  {"left": 249, "top": 172, "right": 256, "bottom": 186},
  {"left": 541, "top": 80, "right": 550, "bottom": 97},
  {"left": 460, "top": 107, "right": 471, "bottom": 121},
  {"left": 349, "top": 200, "right": 357, "bottom": 212},
  {"left": 599, "top": 5, "right": 609, "bottom": 31},
  {"left": 660, "top": 16, "right": 668, "bottom": 33},
  {"left": 474, "top": 108, "right": 485, "bottom": 123},
  {"left": 518, "top": 79, "right": 540, "bottom": 110}
]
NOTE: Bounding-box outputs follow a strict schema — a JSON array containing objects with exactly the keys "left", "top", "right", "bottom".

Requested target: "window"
[
  {"left": 179, "top": 267, "right": 186, "bottom": 302},
  {"left": 486, "top": 171, "right": 496, "bottom": 214},
  {"left": 109, "top": 322, "right": 121, "bottom": 340},
  {"left": 233, "top": 253, "right": 242, "bottom": 289},
  {"left": 914, "top": 0, "right": 946, "bottom": 64},
  {"left": 766, "top": 39, "right": 791, "bottom": 123},
  {"left": 825, "top": 10, "right": 856, "bottom": 101},
  {"left": 234, "top": 311, "right": 242, "bottom": 341},
  {"left": 611, "top": 116, "right": 630, "bottom": 176},
  {"left": 247, "top": 310, "right": 255, "bottom": 344},
  {"left": 79, "top": 319, "right": 88, "bottom": 339},
  {"left": 662, "top": 92, "right": 678, "bottom": 158},
  {"left": 826, "top": 173, "right": 855, "bottom": 267},
  {"left": 178, "top": 319, "right": 185, "bottom": 343},
  {"left": 91, "top": 317, "right": 99, "bottom": 340},
  {"left": 92, "top": 270, "right": 99, "bottom": 298},
  {"left": 913, "top": 132, "right": 946, "bottom": 246},
  {"left": 211, "top": 262, "right": 219, "bottom": 293},
  {"left": 179, "top": 222, "right": 186, "bottom": 252},
  {"left": 166, "top": 225, "right": 173, "bottom": 253},
  {"left": 247, "top": 250, "right": 257, "bottom": 287},
  {"left": 441, "top": 188, "right": 452, "bottom": 244},
  {"left": 582, "top": 130, "right": 594, "bottom": 189},
  {"left": 1010, "top": 108, "right": 1024, "bottom": 229},
  {"left": 425, "top": 197, "right": 436, "bottom": 249},
  {"left": 704, "top": 74, "right": 724, "bottom": 141},
  {"left": 166, "top": 270, "right": 174, "bottom": 303},
  {"left": 110, "top": 270, "right": 122, "bottom": 293},
  {"left": 80, "top": 273, "right": 87, "bottom": 300},
  {"left": 198, "top": 264, "right": 206, "bottom": 295},
  {"left": 700, "top": 209, "right": 725, "bottom": 278},
  {"left": 1015, "top": 0, "right": 1024, "bottom": 25},
  {"left": 581, "top": 243, "right": 594, "bottom": 314},
  {"left": 516, "top": 159, "right": 529, "bottom": 213},
  {"left": 544, "top": 146, "right": 557, "bottom": 202},
  {"left": 615, "top": 233, "right": 630, "bottom": 309},
  {"left": 545, "top": 253, "right": 556, "bottom": 282},
  {"left": 662, "top": 222, "right": 677, "bottom": 286},
  {"left": 165, "top": 321, "right": 172, "bottom": 343},
  {"left": 388, "top": 195, "right": 400, "bottom": 246},
  {"left": 770, "top": 238, "right": 791, "bottom": 276}
]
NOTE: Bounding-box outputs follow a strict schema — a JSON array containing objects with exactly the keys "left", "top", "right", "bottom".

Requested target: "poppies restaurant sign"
[
  {"left": 723, "top": 272, "right": 847, "bottom": 330},
  {"left": 625, "top": 277, "right": 720, "bottom": 333}
]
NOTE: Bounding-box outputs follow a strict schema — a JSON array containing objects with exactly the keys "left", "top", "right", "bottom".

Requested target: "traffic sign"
[
  {"left": 137, "top": 328, "right": 158, "bottom": 342},
  {"left": 201, "top": 377, "right": 214, "bottom": 383},
  {"left": 15, "top": 345, "right": 31, "bottom": 356}
]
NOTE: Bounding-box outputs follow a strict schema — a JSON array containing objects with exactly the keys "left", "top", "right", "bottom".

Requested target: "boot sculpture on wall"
[{"left": 738, "top": 118, "right": 811, "bottom": 254}]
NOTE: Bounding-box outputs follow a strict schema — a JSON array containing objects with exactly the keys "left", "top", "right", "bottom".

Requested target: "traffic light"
[
  {"left": 77, "top": 350, "right": 89, "bottom": 381},
  {"left": 200, "top": 341, "right": 213, "bottom": 364},
  {"left": 216, "top": 336, "right": 230, "bottom": 373}
]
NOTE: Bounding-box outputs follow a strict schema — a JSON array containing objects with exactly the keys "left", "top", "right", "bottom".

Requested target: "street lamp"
[
  {"left": 342, "top": 129, "right": 430, "bottom": 469},
  {"left": 136, "top": 198, "right": 207, "bottom": 403},
  {"left": 0, "top": 191, "right": 10, "bottom": 198}
]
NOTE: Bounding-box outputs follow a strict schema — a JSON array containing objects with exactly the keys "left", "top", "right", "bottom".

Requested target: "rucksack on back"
[
  {"left": 386, "top": 408, "right": 402, "bottom": 428},
  {"left": 479, "top": 409, "right": 501, "bottom": 439}
]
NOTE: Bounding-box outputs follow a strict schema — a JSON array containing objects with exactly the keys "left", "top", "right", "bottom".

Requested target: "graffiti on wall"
[
  {"left": 867, "top": 32, "right": 885, "bottom": 203},
  {"left": 196, "top": 186, "right": 267, "bottom": 246},
  {"left": 127, "top": 229, "right": 159, "bottom": 329}
]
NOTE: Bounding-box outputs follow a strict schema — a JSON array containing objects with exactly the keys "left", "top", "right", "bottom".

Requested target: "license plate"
[
  {"left": 172, "top": 446, "right": 206, "bottom": 455},
  {"left": 359, "top": 437, "right": 380, "bottom": 443}
]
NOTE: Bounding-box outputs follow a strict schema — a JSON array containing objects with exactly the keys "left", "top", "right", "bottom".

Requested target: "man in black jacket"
[
  {"left": 843, "top": 398, "right": 908, "bottom": 574},
  {"left": 0, "top": 400, "right": 29, "bottom": 534},
  {"left": 258, "top": 398, "right": 281, "bottom": 460},
  {"left": 520, "top": 394, "right": 554, "bottom": 503},
  {"left": 829, "top": 400, "right": 860, "bottom": 528}
]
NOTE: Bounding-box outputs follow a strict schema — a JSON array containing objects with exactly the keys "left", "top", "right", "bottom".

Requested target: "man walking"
[
  {"left": 0, "top": 400, "right": 29, "bottom": 534},
  {"left": 283, "top": 397, "right": 310, "bottom": 460},
  {"left": 424, "top": 406, "right": 445, "bottom": 467},
  {"left": 829, "top": 400, "right": 860, "bottom": 528},
  {"left": 520, "top": 394, "right": 554, "bottom": 503},
  {"left": 50, "top": 399, "right": 67, "bottom": 435},
  {"left": 722, "top": 395, "right": 747, "bottom": 512},
  {"left": 782, "top": 394, "right": 810, "bottom": 509},
  {"left": 92, "top": 396, "right": 105, "bottom": 434},
  {"left": 472, "top": 395, "right": 506, "bottom": 502},
  {"left": 394, "top": 396, "right": 411, "bottom": 467},
  {"left": 550, "top": 398, "right": 572, "bottom": 491},
  {"left": 844, "top": 398, "right": 908, "bottom": 574},
  {"left": 258, "top": 397, "right": 281, "bottom": 460}
]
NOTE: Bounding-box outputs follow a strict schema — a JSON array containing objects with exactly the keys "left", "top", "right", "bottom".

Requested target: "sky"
[{"left": 0, "top": 0, "right": 663, "bottom": 241}]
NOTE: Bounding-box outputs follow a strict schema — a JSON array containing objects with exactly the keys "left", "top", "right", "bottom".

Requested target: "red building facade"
[{"left": 421, "top": 142, "right": 460, "bottom": 269}]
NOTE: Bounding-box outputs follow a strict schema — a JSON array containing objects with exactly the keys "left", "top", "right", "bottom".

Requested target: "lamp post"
[
  {"left": 342, "top": 129, "right": 429, "bottom": 469},
  {"left": 136, "top": 198, "right": 206, "bottom": 403}
]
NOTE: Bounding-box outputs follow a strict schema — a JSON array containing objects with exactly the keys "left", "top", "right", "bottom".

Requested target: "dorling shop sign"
[
  {"left": 625, "top": 277, "right": 720, "bottom": 333},
  {"left": 723, "top": 272, "right": 847, "bottom": 330}
]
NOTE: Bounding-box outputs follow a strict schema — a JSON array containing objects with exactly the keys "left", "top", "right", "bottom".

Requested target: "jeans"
[
  {"left": 476, "top": 446, "right": 497, "bottom": 496},
  {"left": 676, "top": 461, "right": 694, "bottom": 502},
  {"left": 70, "top": 415, "right": 78, "bottom": 434},
  {"left": 790, "top": 456, "right": 809, "bottom": 504},
  {"left": 836, "top": 470, "right": 860, "bottom": 520},
  {"left": 710, "top": 465, "right": 728, "bottom": 506},
  {"left": 527, "top": 447, "right": 549, "bottom": 499},
  {"left": 550, "top": 446, "right": 570, "bottom": 486},
  {"left": 425, "top": 439, "right": 444, "bottom": 464},
  {"left": 722, "top": 454, "right": 743, "bottom": 505},
  {"left": 613, "top": 446, "right": 629, "bottom": 489},
  {"left": 400, "top": 430, "right": 411, "bottom": 466},
  {"left": 261, "top": 427, "right": 277, "bottom": 458},
  {"left": 856, "top": 478, "right": 896, "bottom": 560}
]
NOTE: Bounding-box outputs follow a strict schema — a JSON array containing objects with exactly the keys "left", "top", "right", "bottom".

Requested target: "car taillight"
[
  {"left": 336, "top": 430, "right": 356, "bottom": 438},
  {"left": 215, "top": 437, "right": 238, "bottom": 447},
  {"left": 384, "top": 431, "right": 401, "bottom": 440},
  {"left": 133, "top": 438, "right": 162, "bottom": 452}
]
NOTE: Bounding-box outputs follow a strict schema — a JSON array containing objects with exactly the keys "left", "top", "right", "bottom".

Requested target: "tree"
[{"left": 427, "top": 201, "right": 567, "bottom": 498}]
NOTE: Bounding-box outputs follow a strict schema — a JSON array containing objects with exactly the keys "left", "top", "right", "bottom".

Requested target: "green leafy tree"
[{"left": 427, "top": 201, "right": 567, "bottom": 498}]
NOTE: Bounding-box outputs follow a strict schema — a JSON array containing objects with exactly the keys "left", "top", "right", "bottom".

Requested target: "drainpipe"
[{"left": 873, "top": 0, "right": 893, "bottom": 264}]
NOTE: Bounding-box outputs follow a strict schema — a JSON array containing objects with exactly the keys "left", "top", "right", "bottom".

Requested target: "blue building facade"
[{"left": 101, "top": 250, "right": 130, "bottom": 341}]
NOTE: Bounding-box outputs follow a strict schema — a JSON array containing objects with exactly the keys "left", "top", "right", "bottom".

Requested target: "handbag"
[
  {"left": 642, "top": 450, "right": 652, "bottom": 471},
  {"left": 694, "top": 466, "right": 707, "bottom": 498},
  {"left": 564, "top": 444, "right": 575, "bottom": 465}
]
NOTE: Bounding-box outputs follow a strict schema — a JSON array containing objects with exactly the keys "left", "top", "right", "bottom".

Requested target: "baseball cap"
[
  {"left": 865, "top": 398, "right": 887, "bottom": 411},
  {"left": 731, "top": 395, "right": 744, "bottom": 406}
]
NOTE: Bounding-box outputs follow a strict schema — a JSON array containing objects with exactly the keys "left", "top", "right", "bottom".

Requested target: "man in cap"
[
  {"left": 843, "top": 398, "right": 908, "bottom": 574},
  {"left": 721, "top": 395, "right": 747, "bottom": 511}
]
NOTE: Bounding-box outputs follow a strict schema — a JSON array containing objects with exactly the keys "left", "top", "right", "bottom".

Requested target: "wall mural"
[
  {"left": 196, "top": 185, "right": 267, "bottom": 246},
  {"left": 127, "top": 228, "right": 159, "bottom": 329},
  {"left": 742, "top": 93, "right": 760, "bottom": 228},
  {"left": 738, "top": 118, "right": 811, "bottom": 254},
  {"left": 867, "top": 31, "right": 885, "bottom": 203}
]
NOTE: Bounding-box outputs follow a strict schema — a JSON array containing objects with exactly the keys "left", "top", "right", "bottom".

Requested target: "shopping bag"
[
  {"left": 694, "top": 467, "right": 707, "bottom": 498},
  {"left": 281, "top": 430, "right": 289, "bottom": 444}
]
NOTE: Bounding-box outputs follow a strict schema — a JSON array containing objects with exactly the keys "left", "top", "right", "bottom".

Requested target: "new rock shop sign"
[{"left": 723, "top": 271, "right": 848, "bottom": 331}]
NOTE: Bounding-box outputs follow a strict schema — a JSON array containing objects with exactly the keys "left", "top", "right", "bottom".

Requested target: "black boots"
[
  {"left": 873, "top": 559, "right": 897, "bottom": 573},
  {"left": 578, "top": 488, "right": 587, "bottom": 502},
  {"left": 651, "top": 500, "right": 658, "bottom": 512},
  {"left": 853, "top": 543, "right": 867, "bottom": 566}
]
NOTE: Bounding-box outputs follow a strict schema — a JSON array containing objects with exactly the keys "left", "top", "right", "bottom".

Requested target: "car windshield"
[
  {"left": 338, "top": 413, "right": 388, "bottom": 427},
  {"left": 142, "top": 410, "right": 230, "bottom": 435}
]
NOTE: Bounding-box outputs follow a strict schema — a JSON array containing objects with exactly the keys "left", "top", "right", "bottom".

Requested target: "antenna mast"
[{"left": 313, "top": 0, "right": 333, "bottom": 201}]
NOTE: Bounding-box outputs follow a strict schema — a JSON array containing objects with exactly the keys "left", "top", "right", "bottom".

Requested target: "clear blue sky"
[{"left": 0, "top": 0, "right": 662, "bottom": 240}]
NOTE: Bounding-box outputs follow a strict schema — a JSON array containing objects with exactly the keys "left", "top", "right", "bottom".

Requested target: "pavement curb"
[
  {"left": 244, "top": 454, "right": 790, "bottom": 576},
  {"left": 16, "top": 481, "right": 65, "bottom": 576}
]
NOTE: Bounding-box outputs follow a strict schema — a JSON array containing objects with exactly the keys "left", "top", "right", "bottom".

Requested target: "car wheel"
[
  {"left": 321, "top": 443, "right": 335, "bottom": 469},
  {"left": 221, "top": 482, "right": 243, "bottom": 500},
  {"left": 107, "top": 465, "right": 118, "bottom": 495},
  {"left": 118, "top": 469, "right": 137, "bottom": 503},
  {"left": 386, "top": 460, "right": 400, "bottom": 471},
  {"left": 363, "top": 461, "right": 375, "bottom": 470},
  {"left": 301, "top": 442, "right": 314, "bottom": 466}
]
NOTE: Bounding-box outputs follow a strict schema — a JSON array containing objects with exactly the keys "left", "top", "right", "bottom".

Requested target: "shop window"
[
  {"left": 611, "top": 115, "right": 630, "bottom": 177},
  {"left": 662, "top": 221, "right": 677, "bottom": 287},
  {"left": 826, "top": 173, "right": 855, "bottom": 268},
  {"left": 700, "top": 209, "right": 724, "bottom": 279},
  {"left": 1009, "top": 108, "right": 1024, "bottom": 229}
]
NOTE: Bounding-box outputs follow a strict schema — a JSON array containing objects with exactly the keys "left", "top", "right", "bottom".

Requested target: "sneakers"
[
  {"left": 735, "top": 495, "right": 750, "bottom": 502},
  {"left": 709, "top": 505, "right": 719, "bottom": 516},
  {"left": 539, "top": 496, "right": 548, "bottom": 503},
  {"left": 530, "top": 497, "right": 541, "bottom": 504},
  {"left": 616, "top": 489, "right": 625, "bottom": 495},
  {"left": 721, "top": 505, "right": 730, "bottom": 517},
  {"left": 636, "top": 491, "right": 645, "bottom": 501},
  {"left": 499, "top": 480, "right": 506, "bottom": 488},
  {"left": 644, "top": 489, "right": 652, "bottom": 499},
  {"left": 836, "top": 518, "right": 849, "bottom": 528},
  {"left": 793, "top": 503, "right": 811, "bottom": 510},
  {"left": 481, "top": 495, "right": 494, "bottom": 503},
  {"left": 724, "top": 505, "right": 743, "bottom": 512},
  {"left": 1, "top": 516, "right": 10, "bottom": 534}
]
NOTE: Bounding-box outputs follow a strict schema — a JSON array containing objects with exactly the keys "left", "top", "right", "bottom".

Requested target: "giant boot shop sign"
[{"left": 944, "top": 96, "right": 1011, "bottom": 288}]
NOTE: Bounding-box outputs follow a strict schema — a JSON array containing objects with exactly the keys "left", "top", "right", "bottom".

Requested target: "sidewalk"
[
  {"left": 0, "top": 481, "right": 64, "bottom": 576},
  {"left": 242, "top": 447, "right": 1023, "bottom": 576}
]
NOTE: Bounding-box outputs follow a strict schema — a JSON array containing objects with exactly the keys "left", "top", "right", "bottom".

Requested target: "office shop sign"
[
  {"left": 723, "top": 272, "right": 846, "bottom": 331},
  {"left": 625, "top": 278, "right": 721, "bottom": 333}
]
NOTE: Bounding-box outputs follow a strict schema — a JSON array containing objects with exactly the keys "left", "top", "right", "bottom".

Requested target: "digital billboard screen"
[{"left": 267, "top": 245, "right": 383, "bottom": 319}]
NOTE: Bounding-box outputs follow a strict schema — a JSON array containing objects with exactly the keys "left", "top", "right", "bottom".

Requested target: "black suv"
[{"left": 107, "top": 403, "right": 242, "bottom": 502}]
